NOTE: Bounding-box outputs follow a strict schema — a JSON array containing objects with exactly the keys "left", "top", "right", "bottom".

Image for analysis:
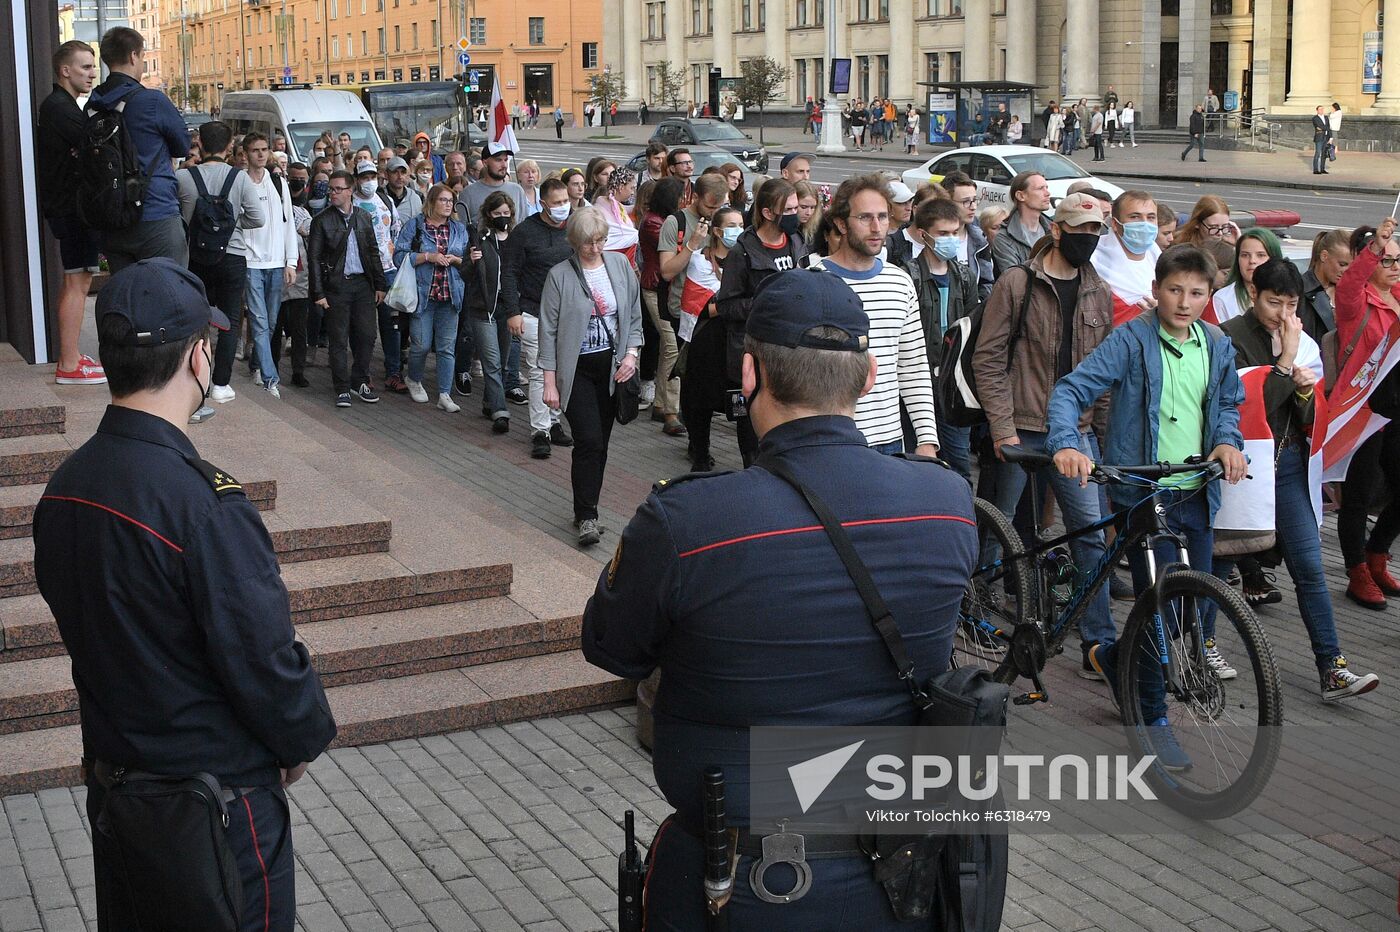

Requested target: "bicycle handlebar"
[{"left": 999, "top": 445, "right": 1226, "bottom": 484}]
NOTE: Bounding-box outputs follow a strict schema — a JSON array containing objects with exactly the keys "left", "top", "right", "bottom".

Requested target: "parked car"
[
  {"left": 181, "top": 111, "right": 213, "bottom": 134},
  {"left": 903, "top": 145, "right": 1124, "bottom": 212},
  {"left": 623, "top": 144, "right": 762, "bottom": 193},
  {"left": 650, "top": 118, "right": 768, "bottom": 173}
]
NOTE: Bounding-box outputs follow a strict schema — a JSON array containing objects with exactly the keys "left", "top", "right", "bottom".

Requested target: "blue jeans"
[
  {"left": 985, "top": 429, "right": 1115, "bottom": 648},
  {"left": 871, "top": 439, "right": 904, "bottom": 456},
  {"left": 506, "top": 334, "right": 521, "bottom": 388},
  {"left": 1312, "top": 138, "right": 1329, "bottom": 172},
  {"left": 408, "top": 299, "right": 459, "bottom": 393},
  {"left": 1114, "top": 487, "right": 1214, "bottom": 721},
  {"left": 938, "top": 422, "right": 972, "bottom": 485},
  {"left": 244, "top": 267, "right": 284, "bottom": 387},
  {"left": 1182, "top": 135, "right": 1206, "bottom": 161},
  {"left": 470, "top": 314, "right": 512, "bottom": 418},
  {"left": 378, "top": 302, "right": 402, "bottom": 379},
  {"left": 1216, "top": 444, "right": 1340, "bottom": 671}
]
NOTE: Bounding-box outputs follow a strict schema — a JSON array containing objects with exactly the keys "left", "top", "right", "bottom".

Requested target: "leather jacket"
[{"left": 307, "top": 205, "right": 389, "bottom": 302}]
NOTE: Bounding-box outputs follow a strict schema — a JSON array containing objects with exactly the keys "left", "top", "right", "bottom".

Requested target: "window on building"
[
  {"left": 411, "top": 23, "right": 418, "bottom": 48},
  {"left": 691, "top": 0, "right": 702, "bottom": 33},
  {"left": 857, "top": 0, "right": 869, "bottom": 20},
  {"left": 796, "top": 58, "right": 807, "bottom": 100},
  {"left": 857, "top": 55, "right": 869, "bottom": 98},
  {"left": 647, "top": 64, "right": 657, "bottom": 99},
  {"left": 392, "top": 67, "right": 402, "bottom": 80},
  {"left": 328, "top": 0, "right": 335, "bottom": 17},
  {"left": 925, "top": 52, "right": 939, "bottom": 84},
  {"left": 331, "top": 35, "right": 339, "bottom": 57},
  {"left": 583, "top": 42, "right": 599, "bottom": 68},
  {"left": 706, "top": 0, "right": 714, "bottom": 31},
  {"left": 529, "top": 17, "right": 544, "bottom": 44},
  {"left": 360, "top": 30, "right": 366, "bottom": 54},
  {"left": 692, "top": 63, "right": 707, "bottom": 102},
  {"left": 1162, "top": 0, "right": 1179, "bottom": 14},
  {"left": 429, "top": 65, "right": 440, "bottom": 80},
  {"left": 948, "top": 50, "right": 962, "bottom": 81},
  {"left": 814, "top": 0, "right": 823, "bottom": 23},
  {"left": 758, "top": 0, "right": 766, "bottom": 27},
  {"left": 999, "top": 48, "right": 1006, "bottom": 78},
  {"left": 431, "top": 20, "right": 438, "bottom": 46},
  {"left": 316, "top": 36, "right": 321, "bottom": 58},
  {"left": 378, "top": 27, "right": 385, "bottom": 51},
  {"left": 879, "top": 0, "right": 888, "bottom": 17},
  {"left": 795, "top": 0, "right": 807, "bottom": 25},
  {"left": 394, "top": 25, "right": 400, "bottom": 50},
  {"left": 469, "top": 17, "right": 486, "bottom": 44},
  {"left": 877, "top": 54, "right": 888, "bottom": 97},
  {"left": 741, "top": 0, "right": 751, "bottom": 28},
  {"left": 814, "top": 57, "right": 824, "bottom": 95},
  {"left": 1210, "top": 0, "right": 1230, "bottom": 13},
  {"left": 646, "top": 3, "right": 664, "bottom": 37}
]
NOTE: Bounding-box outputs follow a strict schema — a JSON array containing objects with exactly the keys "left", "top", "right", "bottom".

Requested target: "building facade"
[
  {"left": 610, "top": 0, "right": 1399, "bottom": 130},
  {"left": 158, "top": 0, "right": 603, "bottom": 118}
]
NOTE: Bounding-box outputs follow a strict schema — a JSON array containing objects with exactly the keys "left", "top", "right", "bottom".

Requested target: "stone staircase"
[{"left": 0, "top": 346, "right": 630, "bottom": 796}]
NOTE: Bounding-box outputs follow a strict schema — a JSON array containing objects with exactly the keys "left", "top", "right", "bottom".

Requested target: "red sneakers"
[
  {"left": 1347, "top": 563, "right": 1388, "bottom": 611},
  {"left": 55, "top": 354, "right": 107, "bottom": 385},
  {"left": 1366, "top": 551, "right": 1400, "bottom": 596}
]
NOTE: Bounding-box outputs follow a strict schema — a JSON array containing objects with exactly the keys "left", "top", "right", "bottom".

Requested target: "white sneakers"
[
  {"left": 265, "top": 383, "right": 281, "bottom": 399},
  {"left": 640, "top": 380, "right": 656, "bottom": 406},
  {"left": 437, "top": 393, "right": 460, "bottom": 413},
  {"left": 210, "top": 384, "right": 236, "bottom": 404},
  {"left": 406, "top": 379, "right": 430, "bottom": 403}
]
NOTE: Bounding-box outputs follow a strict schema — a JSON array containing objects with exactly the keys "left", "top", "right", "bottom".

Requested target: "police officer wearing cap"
[
  {"left": 582, "top": 269, "right": 976, "bottom": 929},
  {"left": 32, "top": 258, "right": 338, "bottom": 931}
]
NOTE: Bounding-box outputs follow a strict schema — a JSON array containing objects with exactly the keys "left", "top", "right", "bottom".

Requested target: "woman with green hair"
[{"left": 1211, "top": 227, "right": 1284, "bottom": 324}]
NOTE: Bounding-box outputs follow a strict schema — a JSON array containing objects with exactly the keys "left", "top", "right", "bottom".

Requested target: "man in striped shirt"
[{"left": 809, "top": 175, "right": 940, "bottom": 457}]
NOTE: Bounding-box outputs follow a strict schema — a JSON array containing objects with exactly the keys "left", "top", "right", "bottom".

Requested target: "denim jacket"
[
  {"left": 1045, "top": 310, "right": 1245, "bottom": 516},
  {"left": 393, "top": 215, "right": 469, "bottom": 310}
]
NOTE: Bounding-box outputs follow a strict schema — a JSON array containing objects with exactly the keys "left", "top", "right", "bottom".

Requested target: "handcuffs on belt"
[{"left": 748, "top": 820, "right": 813, "bottom": 905}]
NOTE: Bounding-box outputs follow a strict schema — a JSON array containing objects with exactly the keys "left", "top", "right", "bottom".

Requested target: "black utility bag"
[
  {"left": 93, "top": 766, "right": 243, "bottom": 931},
  {"left": 76, "top": 100, "right": 154, "bottom": 232},
  {"left": 937, "top": 263, "right": 1034, "bottom": 429},
  {"left": 762, "top": 456, "right": 1009, "bottom": 930},
  {"left": 188, "top": 166, "right": 243, "bottom": 263}
]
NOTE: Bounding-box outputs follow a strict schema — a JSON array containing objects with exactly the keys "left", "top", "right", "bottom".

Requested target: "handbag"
[
  {"left": 760, "top": 456, "right": 1009, "bottom": 930},
  {"left": 384, "top": 218, "right": 425, "bottom": 315},
  {"left": 94, "top": 767, "right": 244, "bottom": 931}
]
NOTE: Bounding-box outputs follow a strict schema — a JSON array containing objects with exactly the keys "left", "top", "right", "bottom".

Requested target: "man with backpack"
[
  {"left": 83, "top": 27, "right": 192, "bottom": 272},
  {"left": 971, "top": 193, "right": 1116, "bottom": 674},
  {"left": 235, "top": 132, "right": 299, "bottom": 398},
  {"left": 38, "top": 40, "right": 106, "bottom": 386},
  {"left": 177, "top": 121, "right": 265, "bottom": 420}
]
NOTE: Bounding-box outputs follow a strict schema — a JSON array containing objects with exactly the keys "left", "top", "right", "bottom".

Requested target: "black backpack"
[
  {"left": 187, "top": 166, "right": 242, "bottom": 262},
  {"left": 75, "top": 100, "right": 153, "bottom": 231},
  {"left": 937, "top": 264, "right": 1034, "bottom": 428}
]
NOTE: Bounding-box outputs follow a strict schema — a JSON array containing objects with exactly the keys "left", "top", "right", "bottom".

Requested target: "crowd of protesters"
[{"left": 35, "top": 30, "right": 1398, "bottom": 724}]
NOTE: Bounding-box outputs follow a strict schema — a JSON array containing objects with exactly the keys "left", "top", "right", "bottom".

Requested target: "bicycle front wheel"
[
  {"left": 1117, "top": 569, "right": 1283, "bottom": 820},
  {"left": 957, "top": 498, "right": 1032, "bottom": 682}
]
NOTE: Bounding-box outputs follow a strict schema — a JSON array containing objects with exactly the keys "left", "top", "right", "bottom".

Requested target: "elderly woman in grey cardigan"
[{"left": 540, "top": 207, "right": 645, "bottom": 546}]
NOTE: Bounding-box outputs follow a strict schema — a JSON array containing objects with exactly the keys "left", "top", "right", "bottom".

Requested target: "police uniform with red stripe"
[
  {"left": 31, "top": 259, "right": 337, "bottom": 932},
  {"left": 581, "top": 270, "right": 978, "bottom": 929}
]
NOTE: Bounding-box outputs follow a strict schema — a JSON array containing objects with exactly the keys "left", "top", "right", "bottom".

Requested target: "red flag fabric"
[
  {"left": 1322, "top": 318, "right": 1400, "bottom": 480},
  {"left": 488, "top": 80, "right": 519, "bottom": 154}
]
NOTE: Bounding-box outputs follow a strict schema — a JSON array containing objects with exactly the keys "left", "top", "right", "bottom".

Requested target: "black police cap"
[
  {"left": 97, "top": 258, "right": 231, "bottom": 346},
  {"left": 746, "top": 269, "right": 870, "bottom": 353}
]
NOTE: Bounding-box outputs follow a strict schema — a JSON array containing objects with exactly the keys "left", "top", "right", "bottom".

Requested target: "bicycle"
[{"left": 958, "top": 448, "right": 1283, "bottom": 820}]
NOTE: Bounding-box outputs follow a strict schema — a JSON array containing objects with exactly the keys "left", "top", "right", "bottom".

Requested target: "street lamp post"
[
  {"left": 816, "top": 0, "right": 845, "bottom": 153},
  {"left": 238, "top": 0, "right": 248, "bottom": 88}
]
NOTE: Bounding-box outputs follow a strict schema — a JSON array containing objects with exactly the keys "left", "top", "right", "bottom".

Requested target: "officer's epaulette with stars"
[
  {"left": 190, "top": 458, "right": 244, "bottom": 497},
  {"left": 651, "top": 468, "right": 733, "bottom": 493}
]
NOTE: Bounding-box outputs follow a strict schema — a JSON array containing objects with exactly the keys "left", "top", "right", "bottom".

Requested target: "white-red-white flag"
[
  {"left": 488, "top": 80, "right": 519, "bottom": 154},
  {"left": 1321, "top": 318, "right": 1400, "bottom": 481}
]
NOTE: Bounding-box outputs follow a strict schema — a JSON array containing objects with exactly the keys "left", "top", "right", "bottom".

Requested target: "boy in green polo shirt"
[{"left": 1045, "top": 246, "right": 1247, "bottom": 770}]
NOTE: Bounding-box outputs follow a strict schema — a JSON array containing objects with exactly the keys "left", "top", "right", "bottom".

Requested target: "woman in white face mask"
[{"left": 412, "top": 159, "right": 435, "bottom": 197}]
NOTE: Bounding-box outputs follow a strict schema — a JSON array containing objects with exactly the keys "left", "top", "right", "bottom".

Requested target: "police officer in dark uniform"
[
  {"left": 582, "top": 270, "right": 976, "bottom": 930},
  {"left": 32, "top": 258, "right": 337, "bottom": 932}
]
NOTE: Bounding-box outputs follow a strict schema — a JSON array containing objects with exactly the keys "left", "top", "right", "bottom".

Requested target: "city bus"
[{"left": 340, "top": 80, "right": 484, "bottom": 152}]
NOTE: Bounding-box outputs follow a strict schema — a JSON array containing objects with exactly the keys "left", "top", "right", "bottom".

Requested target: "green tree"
[
  {"left": 588, "top": 68, "right": 628, "bottom": 139},
  {"left": 735, "top": 57, "right": 790, "bottom": 145},
  {"left": 188, "top": 84, "right": 204, "bottom": 111},
  {"left": 656, "top": 62, "right": 687, "bottom": 115}
]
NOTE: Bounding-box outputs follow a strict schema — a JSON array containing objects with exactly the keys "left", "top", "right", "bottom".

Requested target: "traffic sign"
[
  {"left": 282, "top": 74, "right": 293, "bottom": 85},
  {"left": 458, "top": 51, "right": 471, "bottom": 65},
  {"left": 469, "top": 69, "right": 480, "bottom": 82},
  {"left": 456, "top": 37, "right": 469, "bottom": 51},
  {"left": 282, "top": 65, "right": 292, "bottom": 76}
]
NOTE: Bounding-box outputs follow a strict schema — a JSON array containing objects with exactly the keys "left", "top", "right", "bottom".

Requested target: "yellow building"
[{"left": 159, "top": 0, "right": 603, "bottom": 120}]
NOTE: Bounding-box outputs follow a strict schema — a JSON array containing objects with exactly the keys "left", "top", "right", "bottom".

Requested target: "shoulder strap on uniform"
[
  {"left": 652, "top": 470, "right": 731, "bottom": 492},
  {"left": 187, "top": 457, "right": 244, "bottom": 497}
]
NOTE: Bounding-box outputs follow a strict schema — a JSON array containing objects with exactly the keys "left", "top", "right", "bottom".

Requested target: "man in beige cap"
[{"left": 971, "top": 191, "right": 1118, "bottom": 675}]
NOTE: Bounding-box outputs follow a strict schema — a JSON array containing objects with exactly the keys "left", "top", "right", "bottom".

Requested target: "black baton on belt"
[
  {"left": 617, "top": 810, "right": 644, "bottom": 932},
  {"left": 703, "top": 767, "right": 737, "bottom": 931}
]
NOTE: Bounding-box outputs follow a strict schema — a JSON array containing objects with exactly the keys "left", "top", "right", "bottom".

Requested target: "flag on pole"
[
  {"left": 1321, "top": 318, "right": 1400, "bottom": 481},
  {"left": 488, "top": 79, "right": 519, "bottom": 154}
]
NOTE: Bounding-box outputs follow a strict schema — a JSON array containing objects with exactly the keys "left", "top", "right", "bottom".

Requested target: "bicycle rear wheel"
[
  {"left": 957, "top": 498, "right": 1032, "bottom": 682},
  {"left": 1116, "top": 569, "right": 1282, "bottom": 820}
]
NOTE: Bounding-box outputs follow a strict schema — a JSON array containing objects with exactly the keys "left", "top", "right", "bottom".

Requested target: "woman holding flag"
[
  {"left": 1216, "top": 258, "right": 1380, "bottom": 701},
  {"left": 1332, "top": 217, "right": 1400, "bottom": 610}
]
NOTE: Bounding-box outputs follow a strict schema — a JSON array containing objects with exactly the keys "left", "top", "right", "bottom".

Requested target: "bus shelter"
[{"left": 918, "top": 80, "right": 1041, "bottom": 147}]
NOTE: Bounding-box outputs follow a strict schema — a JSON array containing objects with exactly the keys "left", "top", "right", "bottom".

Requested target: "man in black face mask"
[
  {"left": 32, "top": 258, "right": 337, "bottom": 932},
  {"left": 972, "top": 192, "right": 1119, "bottom": 674}
]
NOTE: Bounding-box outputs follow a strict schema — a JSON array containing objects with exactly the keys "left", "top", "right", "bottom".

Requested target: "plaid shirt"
[{"left": 425, "top": 220, "right": 452, "bottom": 302}]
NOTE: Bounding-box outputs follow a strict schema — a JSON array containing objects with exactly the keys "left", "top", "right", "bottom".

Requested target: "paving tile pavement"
[{"left": 4, "top": 343, "right": 1399, "bottom": 930}]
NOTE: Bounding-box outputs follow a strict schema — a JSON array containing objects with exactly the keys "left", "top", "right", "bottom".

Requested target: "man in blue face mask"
[{"left": 1091, "top": 189, "right": 1162, "bottom": 329}]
